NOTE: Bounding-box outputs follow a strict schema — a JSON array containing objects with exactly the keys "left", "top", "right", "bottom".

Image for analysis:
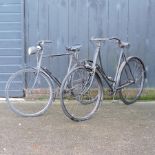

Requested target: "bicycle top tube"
[
  {"left": 28, "top": 40, "right": 81, "bottom": 72},
  {"left": 43, "top": 53, "right": 70, "bottom": 58},
  {"left": 43, "top": 44, "right": 81, "bottom": 58}
]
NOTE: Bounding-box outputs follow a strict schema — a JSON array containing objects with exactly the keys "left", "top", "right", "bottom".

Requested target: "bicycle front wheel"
[
  {"left": 60, "top": 66, "right": 103, "bottom": 122},
  {"left": 5, "top": 68, "right": 53, "bottom": 117},
  {"left": 119, "top": 57, "right": 145, "bottom": 105}
]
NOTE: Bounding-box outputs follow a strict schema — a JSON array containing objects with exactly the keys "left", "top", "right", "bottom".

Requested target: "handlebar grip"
[
  {"left": 43, "top": 40, "right": 53, "bottom": 43},
  {"left": 38, "top": 40, "right": 52, "bottom": 45},
  {"left": 109, "top": 37, "right": 121, "bottom": 43},
  {"left": 110, "top": 37, "right": 130, "bottom": 48}
]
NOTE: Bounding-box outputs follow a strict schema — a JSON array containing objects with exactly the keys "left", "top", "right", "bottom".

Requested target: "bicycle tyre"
[
  {"left": 5, "top": 68, "right": 53, "bottom": 117},
  {"left": 60, "top": 65, "right": 103, "bottom": 122},
  {"left": 119, "top": 57, "right": 145, "bottom": 105}
]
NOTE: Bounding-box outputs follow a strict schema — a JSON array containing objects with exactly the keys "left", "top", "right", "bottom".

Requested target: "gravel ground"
[{"left": 0, "top": 100, "right": 155, "bottom": 155}]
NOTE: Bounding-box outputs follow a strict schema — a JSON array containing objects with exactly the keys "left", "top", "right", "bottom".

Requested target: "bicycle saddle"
[
  {"left": 66, "top": 45, "right": 82, "bottom": 51},
  {"left": 119, "top": 41, "right": 130, "bottom": 48}
]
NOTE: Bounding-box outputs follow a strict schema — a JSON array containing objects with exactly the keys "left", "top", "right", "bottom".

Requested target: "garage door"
[{"left": 0, "top": 0, "right": 24, "bottom": 97}]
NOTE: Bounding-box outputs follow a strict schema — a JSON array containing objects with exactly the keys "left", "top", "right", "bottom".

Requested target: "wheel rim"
[
  {"left": 119, "top": 58, "right": 144, "bottom": 104},
  {"left": 61, "top": 66, "right": 102, "bottom": 121},
  {"left": 6, "top": 69, "right": 53, "bottom": 116}
]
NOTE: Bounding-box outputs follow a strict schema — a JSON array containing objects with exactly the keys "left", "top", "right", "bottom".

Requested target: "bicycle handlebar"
[
  {"left": 90, "top": 37, "right": 130, "bottom": 48},
  {"left": 110, "top": 37, "right": 130, "bottom": 48},
  {"left": 38, "top": 40, "right": 52, "bottom": 44},
  {"left": 37, "top": 40, "right": 52, "bottom": 46},
  {"left": 109, "top": 37, "right": 121, "bottom": 43},
  {"left": 28, "top": 40, "right": 52, "bottom": 55}
]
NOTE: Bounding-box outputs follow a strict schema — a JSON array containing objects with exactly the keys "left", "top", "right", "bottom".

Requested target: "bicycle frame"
[
  {"left": 28, "top": 41, "right": 81, "bottom": 91},
  {"left": 90, "top": 38, "right": 134, "bottom": 95}
]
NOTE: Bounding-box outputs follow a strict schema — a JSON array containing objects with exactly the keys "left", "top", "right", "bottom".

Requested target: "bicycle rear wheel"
[
  {"left": 5, "top": 68, "right": 53, "bottom": 116},
  {"left": 119, "top": 57, "right": 145, "bottom": 105},
  {"left": 60, "top": 65, "right": 103, "bottom": 122}
]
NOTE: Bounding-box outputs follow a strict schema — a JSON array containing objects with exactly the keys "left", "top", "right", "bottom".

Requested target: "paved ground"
[{"left": 0, "top": 100, "right": 155, "bottom": 155}]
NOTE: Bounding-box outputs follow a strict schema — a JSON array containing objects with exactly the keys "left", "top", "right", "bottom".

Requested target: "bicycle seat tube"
[
  {"left": 66, "top": 50, "right": 79, "bottom": 74},
  {"left": 112, "top": 48, "right": 126, "bottom": 91},
  {"left": 82, "top": 40, "right": 103, "bottom": 93},
  {"left": 92, "top": 41, "right": 102, "bottom": 71}
]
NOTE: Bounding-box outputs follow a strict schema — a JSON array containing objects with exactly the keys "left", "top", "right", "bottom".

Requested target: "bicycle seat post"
[{"left": 95, "top": 40, "right": 102, "bottom": 48}]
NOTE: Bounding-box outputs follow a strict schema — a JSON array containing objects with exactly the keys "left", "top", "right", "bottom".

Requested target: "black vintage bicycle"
[{"left": 60, "top": 37, "right": 146, "bottom": 122}]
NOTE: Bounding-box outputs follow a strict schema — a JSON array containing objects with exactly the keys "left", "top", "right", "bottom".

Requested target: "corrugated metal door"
[{"left": 0, "top": 0, "right": 24, "bottom": 97}]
